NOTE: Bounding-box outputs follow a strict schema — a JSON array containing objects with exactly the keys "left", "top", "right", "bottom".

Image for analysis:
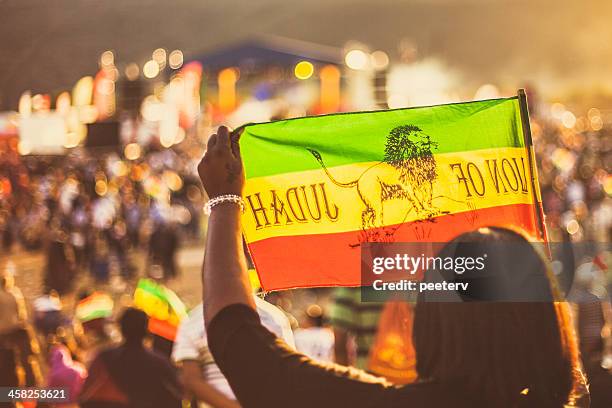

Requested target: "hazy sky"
[{"left": 1, "top": 0, "right": 610, "bottom": 109}]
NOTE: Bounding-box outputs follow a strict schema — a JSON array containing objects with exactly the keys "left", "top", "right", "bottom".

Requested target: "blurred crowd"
[
  {"left": 0, "top": 141, "right": 205, "bottom": 293},
  {"left": 531, "top": 109, "right": 611, "bottom": 308},
  {"left": 534, "top": 112, "right": 611, "bottom": 245}
]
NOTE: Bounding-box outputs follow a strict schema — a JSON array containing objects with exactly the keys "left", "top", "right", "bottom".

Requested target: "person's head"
[
  {"left": 413, "top": 227, "right": 579, "bottom": 407},
  {"left": 119, "top": 307, "right": 148, "bottom": 345},
  {"left": 303, "top": 304, "right": 324, "bottom": 328},
  {"left": 77, "top": 289, "right": 93, "bottom": 301}
]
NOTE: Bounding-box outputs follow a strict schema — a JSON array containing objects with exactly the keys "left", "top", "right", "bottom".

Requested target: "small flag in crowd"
[
  {"left": 239, "top": 93, "right": 546, "bottom": 291},
  {"left": 133, "top": 278, "right": 187, "bottom": 341},
  {"left": 76, "top": 292, "right": 114, "bottom": 323}
]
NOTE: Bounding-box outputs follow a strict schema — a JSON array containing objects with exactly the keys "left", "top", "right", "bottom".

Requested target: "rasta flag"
[
  {"left": 239, "top": 91, "right": 546, "bottom": 291},
  {"left": 133, "top": 278, "right": 188, "bottom": 341},
  {"left": 76, "top": 292, "right": 114, "bottom": 323}
]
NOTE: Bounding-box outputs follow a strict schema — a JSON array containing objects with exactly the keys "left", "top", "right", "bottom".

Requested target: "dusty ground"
[
  {"left": 2, "top": 241, "right": 206, "bottom": 315},
  {"left": 1, "top": 239, "right": 331, "bottom": 320}
]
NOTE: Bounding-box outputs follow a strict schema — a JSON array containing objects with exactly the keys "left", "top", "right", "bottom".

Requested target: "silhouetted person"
[
  {"left": 80, "top": 308, "right": 182, "bottom": 408},
  {"left": 148, "top": 223, "right": 179, "bottom": 279},
  {"left": 44, "top": 231, "right": 76, "bottom": 295}
]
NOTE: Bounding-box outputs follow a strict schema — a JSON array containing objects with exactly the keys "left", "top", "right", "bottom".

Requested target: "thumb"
[
  {"left": 231, "top": 138, "right": 241, "bottom": 159},
  {"left": 230, "top": 127, "right": 244, "bottom": 159}
]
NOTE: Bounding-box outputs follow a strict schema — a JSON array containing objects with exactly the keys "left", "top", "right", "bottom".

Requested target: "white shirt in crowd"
[
  {"left": 171, "top": 297, "right": 295, "bottom": 401},
  {"left": 293, "top": 327, "right": 335, "bottom": 363}
]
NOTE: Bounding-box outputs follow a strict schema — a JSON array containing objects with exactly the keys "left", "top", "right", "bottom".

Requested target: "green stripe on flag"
[
  {"left": 76, "top": 292, "right": 113, "bottom": 323},
  {"left": 133, "top": 278, "right": 187, "bottom": 324},
  {"left": 241, "top": 97, "right": 524, "bottom": 179}
]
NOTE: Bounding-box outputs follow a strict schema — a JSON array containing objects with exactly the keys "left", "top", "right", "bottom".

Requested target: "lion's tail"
[{"left": 306, "top": 148, "right": 358, "bottom": 188}]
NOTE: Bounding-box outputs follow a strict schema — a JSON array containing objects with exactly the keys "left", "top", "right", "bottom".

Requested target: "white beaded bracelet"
[{"left": 204, "top": 194, "right": 245, "bottom": 215}]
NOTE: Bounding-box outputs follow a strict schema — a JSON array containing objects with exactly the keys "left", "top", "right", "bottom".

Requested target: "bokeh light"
[
  {"left": 163, "top": 170, "right": 183, "bottom": 191},
  {"left": 604, "top": 175, "right": 612, "bottom": 196},
  {"left": 168, "top": 50, "right": 183, "bottom": 69},
  {"left": 218, "top": 67, "right": 238, "bottom": 84},
  {"left": 590, "top": 115, "right": 603, "bottom": 131},
  {"left": 17, "top": 140, "right": 32, "bottom": 155},
  {"left": 141, "top": 96, "right": 163, "bottom": 121},
  {"left": 587, "top": 107, "right": 603, "bottom": 131},
  {"left": 31, "top": 94, "right": 47, "bottom": 112},
  {"left": 56, "top": 92, "right": 71, "bottom": 115},
  {"left": 561, "top": 111, "right": 576, "bottom": 128},
  {"left": 566, "top": 219, "right": 580, "bottom": 235},
  {"left": 370, "top": 50, "right": 389, "bottom": 70},
  {"left": 152, "top": 48, "right": 166, "bottom": 66},
  {"left": 587, "top": 107, "right": 600, "bottom": 120},
  {"left": 174, "top": 127, "right": 186, "bottom": 144},
  {"left": 63, "top": 132, "right": 80, "bottom": 148},
  {"left": 551, "top": 147, "right": 576, "bottom": 172},
  {"left": 78, "top": 105, "right": 98, "bottom": 124},
  {"left": 18, "top": 91, "right": 32, "bottom": 117},
  {"left": 100, "top": 50, "right": 114, "bottom": 67},
  {"left": 218, "top": 68, "right": 239, "bottom": 113},
  {"left": 143, "top": 60, "right": 160, "bottom": 79},
  {"left": 294, "top": 61, "right": 314, "bottom": 80},
  {"left": 73, "top": 76, "right": 94, "bottom": 106},
  {"left": 124, "top": 143, "right": 141, "bottom": 160},
  {"left": 111, "top": 161, "right": 128, "bottom": 177},
  {"left": 95, "top": 179, "right": 108, "bottom": 196},
  {"left": 160, "top": 132, "right": 175, "bottom": 148},
  {"left": 319, "top": 65, "right": 341, "bottom": 113},
  {"left": 345, "top": 49, "right": 369, "bottom": 70},
  {"left": 550, "top": 103, "right": 565, "bottom": 119},
  {"left": 125, "top": 63, "right": 140, "bottom": 81},
  {"left": 98, "top": 78, "right": 115, "bottom": 95},
  {"left": 473, "top": 84, "right": 500, "bottom": 100}
]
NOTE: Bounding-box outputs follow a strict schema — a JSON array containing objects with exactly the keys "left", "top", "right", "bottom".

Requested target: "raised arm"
[
  {"left": 198, "top": 126, "right": 392, "bottom": 408},
  {"left": 198, "top": 125, "right": 255, "bottom": 327}
]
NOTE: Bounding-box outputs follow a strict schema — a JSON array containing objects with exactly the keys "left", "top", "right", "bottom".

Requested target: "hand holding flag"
[{"left": 198, "top": 125, "right": 245, "bottom": 199}]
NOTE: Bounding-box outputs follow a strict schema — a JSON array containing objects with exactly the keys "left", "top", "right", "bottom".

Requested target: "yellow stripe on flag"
[{"left": 242, "top": 147, "right": 534, "bottom": 242}]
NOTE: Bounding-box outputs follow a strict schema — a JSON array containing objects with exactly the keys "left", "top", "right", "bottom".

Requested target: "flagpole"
[{"left": 517, "top": 88, "right": 548, "bottom": 243}]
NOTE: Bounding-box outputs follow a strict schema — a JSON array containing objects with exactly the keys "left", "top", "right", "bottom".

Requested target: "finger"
[
  {"left": 230, "top": 127, "right": 244, "bottom": 158},
  {"left": 206, "top": 134, "right": 217, "bottom": 152},
  {"left": 231, "top": 139, "right": 241, "bottom": 159},
  {"left": 230, "top": 126, "right": 245, "bottom": 144},
  {"left": 216, "top": 126, "right": 231, "bottom": 151}
]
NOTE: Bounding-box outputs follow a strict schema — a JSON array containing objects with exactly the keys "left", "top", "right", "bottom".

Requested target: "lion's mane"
[{"left": 383, "top": 125, "right": 438, "bottom": 186}]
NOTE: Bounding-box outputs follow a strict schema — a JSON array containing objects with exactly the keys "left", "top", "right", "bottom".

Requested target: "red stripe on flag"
[
  {"left": 148, "top": 317, "right": 178, "bottom": 341},
  {"left": 248, "top": 204, "right": 541, "bottom": 291}
]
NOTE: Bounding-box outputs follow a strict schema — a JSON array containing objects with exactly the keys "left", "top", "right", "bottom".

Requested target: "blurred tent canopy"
[{"left": 191, "top": 35, "right": 342, "bottom": 72}]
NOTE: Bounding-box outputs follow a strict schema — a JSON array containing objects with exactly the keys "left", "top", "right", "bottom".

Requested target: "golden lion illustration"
[{"left": 307, "top": 125, "right": 439, "bottom": 242}]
